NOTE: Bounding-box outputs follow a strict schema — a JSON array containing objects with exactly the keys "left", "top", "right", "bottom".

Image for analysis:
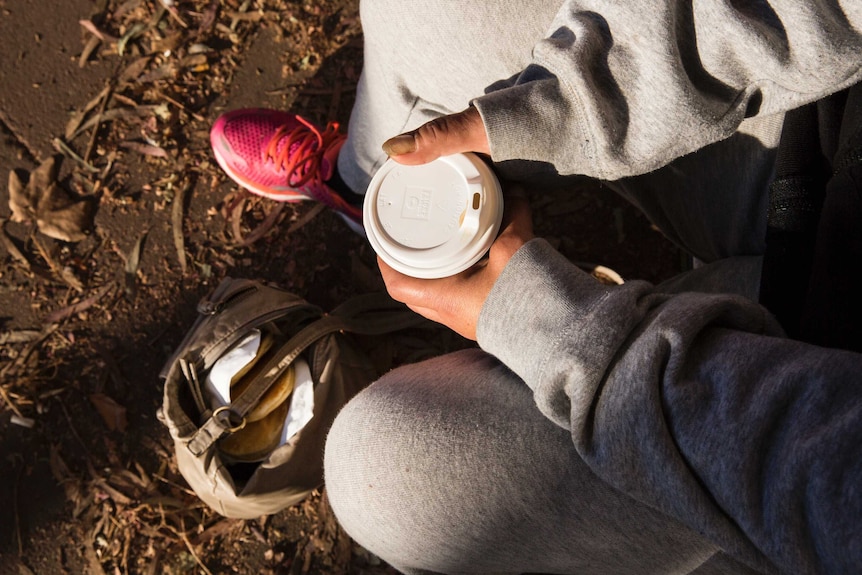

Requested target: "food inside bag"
[{"left": 203, "top": 329, "right": 316, "bottom": 462}]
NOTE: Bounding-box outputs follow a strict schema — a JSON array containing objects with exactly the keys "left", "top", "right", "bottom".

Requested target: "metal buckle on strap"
[{"left": 212, "top": 406, "right": 246, "bottom": 433}]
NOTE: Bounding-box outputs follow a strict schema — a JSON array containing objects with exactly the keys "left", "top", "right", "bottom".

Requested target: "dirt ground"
[{"left": 0, "top": 1, "right": 681, "bottom": 573}]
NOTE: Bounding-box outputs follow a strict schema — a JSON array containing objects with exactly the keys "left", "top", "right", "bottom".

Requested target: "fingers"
[
  {"left": 377, "top": 257, "right": 427, "bottom": 307},
  {"left": 501, "top": 184, "right": 534, "bottom": 238},
  {"left": 377, "top": 256, "right": 487, "bottom": 341},
  {"left": 375, "top": 180, "right": 534, "bottom": 341},
  {"left": 377, "top": 258, "right": 449, "bottom": 326},
  {"left": 382, "top": 107, "right": 490, "bottom": 165},
  {"left": 487, "top": 186, "right": 534, "bottom": 267}
]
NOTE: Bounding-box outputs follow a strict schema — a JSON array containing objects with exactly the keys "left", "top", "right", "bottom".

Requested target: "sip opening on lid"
[{"left": 363, "top": 153, "right": 504, "bottom": 279}]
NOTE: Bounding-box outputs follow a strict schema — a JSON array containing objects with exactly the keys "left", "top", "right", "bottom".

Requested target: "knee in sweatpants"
[
  {"left": 358, "top": 0, "right": 421, "bottom": 41},
  {"left": 323, "top": 350, "right": 724, "bottom": 575},
  {"left": 323, "top": 349, "right": 500, "bottom": 571},
  {"left": 322, "top": 375, "right": 415, "bottom": 570}
]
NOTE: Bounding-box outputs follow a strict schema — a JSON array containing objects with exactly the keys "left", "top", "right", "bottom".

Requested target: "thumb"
[{"left": 382, "top": 107, "right": 490, "bottom": 165}]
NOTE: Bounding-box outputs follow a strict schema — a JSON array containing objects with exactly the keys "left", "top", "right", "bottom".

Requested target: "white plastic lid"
[{"left": 363, "top": 153, "right": 504, "bottom": 279}]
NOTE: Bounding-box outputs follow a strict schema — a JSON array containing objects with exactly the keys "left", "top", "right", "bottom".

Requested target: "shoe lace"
[{"left": 265, "top": 116, "right": 345, "bottom": 188}]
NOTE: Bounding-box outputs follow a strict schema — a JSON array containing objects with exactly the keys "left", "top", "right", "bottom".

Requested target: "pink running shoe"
[{"left": 210, "top": 109, "right": 363, "bottom": 231}]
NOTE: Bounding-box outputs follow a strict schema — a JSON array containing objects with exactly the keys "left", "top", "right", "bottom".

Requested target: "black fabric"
[
  {"left": 759, "top": 103, "right": 831, "bottom": 338},
  {"left": 328, "top": 166, "right": 365, "bottom": 206},
  {"left": 759, "top": 85, "right": 862, "bottom": 352},
  {"left": 797, "top": 86, "right": 862, "bottom": 352}
]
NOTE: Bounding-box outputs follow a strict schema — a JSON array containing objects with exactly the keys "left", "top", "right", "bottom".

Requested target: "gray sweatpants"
[
  {"left": 326, "top": 1, "right": 782, "bottom": 572},
  {"left": 326, "top": 347, "right": 777, "bottom": 575}
]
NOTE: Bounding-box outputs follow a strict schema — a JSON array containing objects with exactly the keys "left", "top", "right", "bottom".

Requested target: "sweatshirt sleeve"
[
  {"left": 472, "top": 0, "right": 862, "bottom": 180},
  {"left": 477, "top": 239, "right": 862, "bottom": 575}
]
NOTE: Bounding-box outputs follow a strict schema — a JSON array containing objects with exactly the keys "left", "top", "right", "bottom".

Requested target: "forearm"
[
  {"left": 477, "top": 239, "right": 862, "bottom": 574},
  {"left": 474, "top": 0, "right": 862, "bottom": 179}
]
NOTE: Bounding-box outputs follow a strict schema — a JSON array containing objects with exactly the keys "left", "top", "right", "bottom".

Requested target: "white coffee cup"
[{"left": 363, "top": 153, "right": 504, "bottom": 279}]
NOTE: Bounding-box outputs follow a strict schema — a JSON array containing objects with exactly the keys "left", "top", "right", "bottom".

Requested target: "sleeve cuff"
[
  {"left": 471, "top": 74, "right": 601, "bottom": 178},
  {"left": 477, "top": 238, "right": 632, "bottom": 391}
]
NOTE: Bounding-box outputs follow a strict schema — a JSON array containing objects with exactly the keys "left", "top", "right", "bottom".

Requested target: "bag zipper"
[{"left": 198, "top": 283, "right": 258, "bottom": 315}]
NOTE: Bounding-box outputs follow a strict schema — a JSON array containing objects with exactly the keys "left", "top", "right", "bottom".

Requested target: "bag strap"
[{"left": 186, "top": 294, "right": 427, "bottom": 456}]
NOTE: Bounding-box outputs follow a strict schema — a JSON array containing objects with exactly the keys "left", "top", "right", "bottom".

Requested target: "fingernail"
[{"left": 382, "top": 133, "right": 416, "bottom": 156}]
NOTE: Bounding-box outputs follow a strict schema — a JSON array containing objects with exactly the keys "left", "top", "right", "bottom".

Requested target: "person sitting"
[{"left": 210, "top": 1, "right": 862, "bottom": 572}]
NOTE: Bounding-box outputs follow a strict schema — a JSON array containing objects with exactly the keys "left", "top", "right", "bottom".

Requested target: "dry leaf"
[
  {"left": 79, "top": 35, "right": 102, "bottom": 68},
  {"left": 30, "top": 154, "right": 59, "bottom": 191},
  {"left": 90, "top": 392, "right": 128, "bottom": 432},
  {"left": 8, "top": 170, "right": 36, "bottom": 222},
  {"left": 7, "top": 157, "right": 97, "bottom": 242},
  {"left": 35, "top": 183, "right": 97, "bottom": 242},
  {"left": 79, "top": 19, "right": 118, "bottom": 42},
  {"left": 0, "top": 218, "right": 32, "bottom": 269},
  {"left": 124, "top": 231, "right": 148, "bottom": 298},
  {"left": 117, "top": 55, "right": 153, "bottom": 85}
]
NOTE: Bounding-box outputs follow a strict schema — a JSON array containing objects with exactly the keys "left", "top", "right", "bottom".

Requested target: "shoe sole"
[{"left": 211, "top": 136, "right": 312, "bottom": 203}]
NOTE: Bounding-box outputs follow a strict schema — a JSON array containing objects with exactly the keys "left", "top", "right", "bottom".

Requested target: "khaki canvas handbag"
[{"left": 158, "top": 277, "right": 425, "bottom": 519}]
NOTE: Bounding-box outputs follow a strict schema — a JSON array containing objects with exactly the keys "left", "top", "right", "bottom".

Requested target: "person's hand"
[
  {"left": 381, "top": 107, "right": 490, "bottom": 165},
  {"left": 379, "top": 190, "right": 533, "bottom": 341}
]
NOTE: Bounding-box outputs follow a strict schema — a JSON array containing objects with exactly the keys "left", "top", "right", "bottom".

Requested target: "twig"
[
  {"left": 144, "top": 546, "right": 163, "bottom": 575},
  {"left": 31, "top": 235, "right": 83, "bottom": 293},
  {"left": 238, "top": 202, "right": 284, "bottom": 246},
  {"left": 13, "top": 457, "right": 23, "bottom": 555},
  {"left": 0, "top": 330, "right": 41, "bottom": 345},
  {"left": 79, "top": 19, "right": 118, "bottom": 42},
  {"left": 56, "top": 396, "right": 94, "bottom": 460},
  {"left": 191, "top": 518, "right": 242, "bottom": 546},
  {"left": 43, "top": 283, "right": 113, "bottom": 325},
  {"left": 225, "top": 10, "right": 264, "bottom": 22},
  {"left": 228, "top": 195, "right": 247, "bottom": 243},
  {"left": 164, "top": 5, "right": 189, "bottom": 28},
  {"left": 0, "top": 384, "right": 25, "bottom": 419},
  {"left": 247, "top": 523, "right": 268, "bottom": 545},
  {"left": 151, "top": 473, "right": 198, "bottom": 498},
  {"left": 0, "top": 325, "right": 58, "bottom": 379},
  {"left": 172, "top": 180, "right": 191, "bottom": 274},
  {"left": 157, "top": 90, "right": 205, "bottom": 122},
  {"left": 171, "top": 517, "right": 214, "bottom": 575},
  {"left": 121, "top": 526, "right": 131, "bottom": 573},
  {"left": 124, "top": 230, "right": 149, "bottom": 299},
  {"left": 66, "top": 84, "right": 112, "bottom": 139},
  {"left": 79, "top": 35, "right": 101, "bottom": 68},
  {"left": 84, "top": 81, "right": 113, "bottom": 165},
  {"left": 180, "top": 529, "right": 213, "bottom": 575},
  {"left": 81, "top": 527, "right": 108, "bottom": 575},
  {"left": 52, "top": 138, "right": 99, "bottom": 173},
  {"left": 287, "top": 202, "right": 325, "bottom": 234}
]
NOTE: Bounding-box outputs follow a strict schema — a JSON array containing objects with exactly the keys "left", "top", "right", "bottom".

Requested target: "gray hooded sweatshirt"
[{"left": 473, "top": 2, "right": 862, "bottom": 574}]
